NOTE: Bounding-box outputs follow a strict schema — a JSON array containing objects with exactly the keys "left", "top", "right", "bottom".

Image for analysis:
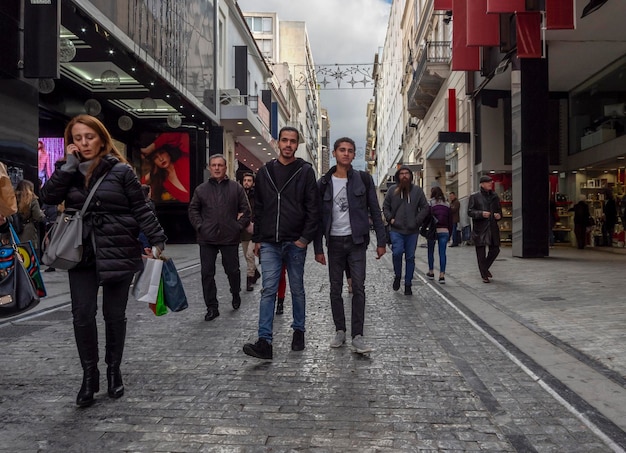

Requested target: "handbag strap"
[{"left": 79, "top": 170, "right": 111, "bottom": 216}]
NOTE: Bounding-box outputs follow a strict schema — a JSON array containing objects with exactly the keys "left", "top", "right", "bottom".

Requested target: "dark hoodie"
[{"left": 382, "top": 166, "right": 429, "bottom": 234}]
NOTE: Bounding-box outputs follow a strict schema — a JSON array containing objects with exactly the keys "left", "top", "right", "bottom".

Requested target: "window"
[{"left": 246, "top": 16, "right": 272, "bottom": 34}]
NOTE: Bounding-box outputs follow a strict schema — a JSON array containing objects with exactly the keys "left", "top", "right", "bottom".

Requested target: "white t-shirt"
[{"left": 330, "top": 175, "right": 352, "bottom": 236}]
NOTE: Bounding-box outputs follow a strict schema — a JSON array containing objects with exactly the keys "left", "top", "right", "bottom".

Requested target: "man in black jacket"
[
  {"left": 188, "top": 154, "right": 251, "bottom": 321},
  {"left": 314, "top": 137, "right": 386, "bottom": 354},
  {"left": 243, "top": 127, "right": 319, "bottom": 360},
  {"left": 468, "top": 175, "right": 502, "bottom": 283}
]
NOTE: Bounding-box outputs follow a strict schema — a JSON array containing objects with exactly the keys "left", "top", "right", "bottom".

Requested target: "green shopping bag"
[{"left": 148, "top": 277, "right": 168, "bottom": 316}]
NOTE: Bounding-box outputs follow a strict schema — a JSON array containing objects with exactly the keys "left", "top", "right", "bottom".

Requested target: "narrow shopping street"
[{"left": 1, "top": 242, "right": 624, "bottom": 452}]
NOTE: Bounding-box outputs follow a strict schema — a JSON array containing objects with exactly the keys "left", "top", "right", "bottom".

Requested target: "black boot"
[
  {"left": 275, "top": 297, "right": 284, "bottom": 315},
  {"left": 105, "top": 319, "right": 126, "bottom": 399},
  {"left": 253, "top": 269, "right": 261, "bottom": 284},
  {"left": 246, "top": 276, "right": 254, "bottom": 292},
  {"left": 74, "top": 322, "right": 100, "bottom": 407}
]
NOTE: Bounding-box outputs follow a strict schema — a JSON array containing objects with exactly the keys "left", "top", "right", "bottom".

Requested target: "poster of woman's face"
[{"left": 136, "top": 132, "right": 191, "bottom": 204}]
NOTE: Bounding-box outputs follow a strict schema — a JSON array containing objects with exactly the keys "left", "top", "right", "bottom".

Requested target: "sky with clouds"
[{"left": 237, "top": 0, "right": 392, "bottom": 167}]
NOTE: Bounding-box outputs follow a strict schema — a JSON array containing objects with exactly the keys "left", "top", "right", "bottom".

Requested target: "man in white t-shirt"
[{"left": 314, "top": 137, "right": 387, "bottom": 354}]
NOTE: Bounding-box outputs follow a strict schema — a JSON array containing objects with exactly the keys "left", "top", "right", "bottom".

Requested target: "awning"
[{"left": 221, "top": 100, "right": 278, "bottom": 168}]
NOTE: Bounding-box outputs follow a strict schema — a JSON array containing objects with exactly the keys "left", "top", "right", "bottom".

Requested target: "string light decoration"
[{"left": 293, "top": 64, "right": 375, "bottom": 90}]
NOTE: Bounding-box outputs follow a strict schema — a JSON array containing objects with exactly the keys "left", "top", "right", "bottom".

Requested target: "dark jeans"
[
  {"left": 475, "top": 245, "right": 500, "bottom": 278},
  {"left": 327, "top": 236, "right": 366, "bottom": 338},
  {"left": 574, "top": 224, "right": 586, "bottom": 249},
  {"left": 68, "top": 266, "right": 132, "bottom": 326},
  {"left": 199, "top": 244, "right": 240, "bottom": 309}
]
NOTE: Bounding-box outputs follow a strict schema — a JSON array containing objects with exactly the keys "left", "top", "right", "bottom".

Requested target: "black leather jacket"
[{"left": 468, "top": 188, "right": 502, "bottom": 247}]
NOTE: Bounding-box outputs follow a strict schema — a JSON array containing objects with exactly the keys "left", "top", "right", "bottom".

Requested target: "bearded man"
[{"left": 382, "top": 166, "right": 429, "bottom": 295}]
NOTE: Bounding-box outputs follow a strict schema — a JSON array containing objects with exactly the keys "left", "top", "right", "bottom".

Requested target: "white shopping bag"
[{"left": 133, "top": 257, "right": 164, "bottom": 304}]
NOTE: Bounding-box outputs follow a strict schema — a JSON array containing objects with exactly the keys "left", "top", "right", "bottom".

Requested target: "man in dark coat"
[
  {"left": 188, "top": 154, "right": 251, "bottom": 321},
  {"left": 240, "top": 172, "right": 259, "bottom": 291},
  {"left": 449, "top": 191, "right": 461, "bottom": 246},
  {"left": 468, "top": 175, "right": 502, "bottom": 283}
]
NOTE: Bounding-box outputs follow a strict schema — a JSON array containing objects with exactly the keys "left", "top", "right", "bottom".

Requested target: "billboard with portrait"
[
  {"left": 38, "top": 137, "right": 65, "bottom": 186},
  {"left": 135, "top": 132, "right": 191, "bottom": 204}
]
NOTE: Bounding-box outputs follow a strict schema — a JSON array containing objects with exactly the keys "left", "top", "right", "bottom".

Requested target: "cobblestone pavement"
[{"left": 0, "top": 243, "right": 624, "bottom": 452}]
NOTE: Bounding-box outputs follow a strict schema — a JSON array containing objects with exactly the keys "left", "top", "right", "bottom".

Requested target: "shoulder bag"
[
  {"left": 0, "top": 224, "right": 40, "bottom": 318},
  {"left": 42, "top": 172, "right": 108, "bottom": 270}
]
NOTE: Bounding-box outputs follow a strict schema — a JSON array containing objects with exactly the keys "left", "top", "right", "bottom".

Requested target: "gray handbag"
[{"left": 42, "top": 173, "right": 108, "bottom": 270}]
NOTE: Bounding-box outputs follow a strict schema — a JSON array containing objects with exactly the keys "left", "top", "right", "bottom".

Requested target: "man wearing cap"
[{"left": 468, "top": 175, "right": 502, "bottom": 283}]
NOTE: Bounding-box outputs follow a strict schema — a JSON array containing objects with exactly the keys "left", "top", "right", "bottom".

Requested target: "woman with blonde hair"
[
  {"left": 41, "top": 114, "right": 167, "bottom": 407},
  {"left": 15, "top": 179, "right": 44, "bottom": 249}
]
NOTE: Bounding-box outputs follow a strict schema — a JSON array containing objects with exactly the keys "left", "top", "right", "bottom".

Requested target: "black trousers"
[
  {"left": 475, "top": 245, "right": 500, "bottom": 278},
  {"left": 68, "top": 266, "right": 132, "bottom": 326},
  {"left": 199, "top": 244, "right": 240, "bottom": 309},
  {"left": 327, "top": 236, "right": 367, "bottom": 338}
]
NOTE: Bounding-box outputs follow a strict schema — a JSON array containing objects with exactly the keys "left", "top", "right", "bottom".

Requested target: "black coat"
[
  {"left": 188, "top": 177, "right": 251, "bottom": 246},
  {"left": 468, "top": 188, "right": 502, "bottom": 247},
  {"left": 41, "top": 154, "right": 167, "bottom": 283}
]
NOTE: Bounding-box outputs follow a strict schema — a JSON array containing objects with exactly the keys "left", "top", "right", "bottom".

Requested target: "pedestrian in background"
[
  {"left": 41, "top": 114, "right": 167, "bottom": 407},
  {"left": 243, "top": 127, "right": 319, "bottom": 360},
  {"left": 382, "top": 166, "right": 429, "bottom": 295},
  {"left": 448, "top": 191, "right": 460, "bottom": 247},
  {"left": 602, "top": 189, "right": 617, "bottom": 247},
  {"left": 314, "top": 137, "right": 386, "bottom": 353},
  {"left": 570, "top": 195, "right": 591, "bottom": 249},
  {"left": 15, "top": 179, "right": 45, "bottom": 250},
  {"left": 188, "top": 154, "right": 251, "bottom": 321},
  {"left": 240, "top": 172, "right": 260, "bottom": 291},
  {"left": 468, "top": 175, "right": 502, "bottom": 283},
  {"left": 426, "top": 186, "right": 452, "bottom": 284}
]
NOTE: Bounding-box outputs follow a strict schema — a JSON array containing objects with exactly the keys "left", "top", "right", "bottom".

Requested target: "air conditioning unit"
[{"left": 220, "top": 88, "right": 242, "bottom": 106}]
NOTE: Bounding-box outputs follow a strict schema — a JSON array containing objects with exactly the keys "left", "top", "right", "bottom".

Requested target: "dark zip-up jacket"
[
  {"left": 252, "top": 158, "right": 319, "bottom": 244},
  {"left": 314, "top": 166, "right": 386, "bottom": 254},
  {"left": 468, "top": 188, "right": 502, "bottom": 246},
  {"left": 41, "top": 154, "right": 167, "bottom": 283},
  {"left": 188, "top": 176, "right": 250, "bottom": 246}
]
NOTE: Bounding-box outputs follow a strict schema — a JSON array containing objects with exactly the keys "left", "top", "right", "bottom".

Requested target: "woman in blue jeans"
[{"left": 426, "top": 186, "right": 453, "bottom": 284}]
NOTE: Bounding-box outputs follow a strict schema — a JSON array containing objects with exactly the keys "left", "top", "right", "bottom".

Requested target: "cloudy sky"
[{"left": 237, "top": 0, "right": 392, "bottom": 166}]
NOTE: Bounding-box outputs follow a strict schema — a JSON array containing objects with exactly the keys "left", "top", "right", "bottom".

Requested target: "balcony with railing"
[{"left": 407, "top": 41, "right": 451, "bottom": 119}]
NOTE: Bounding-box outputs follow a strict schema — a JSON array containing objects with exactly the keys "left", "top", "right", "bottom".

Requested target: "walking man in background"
[
  {"left": 189, "top": 154, "right": 251, "bottom": 321},
  {"left": 382, "top": 166, "right": 429, "bottom": 295},
  {"left": 240, "top": 172, "right": 260, "bottom": 291},
  {"left": 243, "top": 127, "right": 319, "bottom": 360},
  {"left": 314, "top": 137, "right": 386, "bottom": 353},
  {"left": 468, "top": 175, "right": 502, "bottom": 283}
]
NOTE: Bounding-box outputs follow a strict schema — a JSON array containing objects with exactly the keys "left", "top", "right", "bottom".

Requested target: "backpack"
[{"left": 419, "top": 213, "right": 438, "bottom": 240}]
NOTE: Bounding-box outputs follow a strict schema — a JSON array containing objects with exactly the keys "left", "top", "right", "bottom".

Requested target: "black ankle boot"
[
  {"left": 105, "top": 319, "right": 126, "bottom": 399},
  {"left": 246, "top": 276, "right": 254, "bottom": 291},
  {"left": 107, "top": 366, "right": 124, "bottom": 398},
  {"left": 74, "top": 322, "right": 100, "bottom": 407},
  {"left": 275, "top": 297, "right": 284, "bottom": 315}
]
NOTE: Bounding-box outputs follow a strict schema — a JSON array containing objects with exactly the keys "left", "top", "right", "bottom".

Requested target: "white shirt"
[{"left": 330, "top": 175, "right": 352, "bottom": 236}]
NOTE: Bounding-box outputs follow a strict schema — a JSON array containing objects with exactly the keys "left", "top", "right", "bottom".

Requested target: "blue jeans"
[
  {"left": 258, "top": 242, "right": 307, "bottom": 342},
  {"left": 451, "top": 223, "right": 459, "bottom": 246},
  {"left": 389, "top": 231, "right": 418, "bottom": 286},
  {"left": 427, "top": 232, "right": 450, "bottom": 274}
]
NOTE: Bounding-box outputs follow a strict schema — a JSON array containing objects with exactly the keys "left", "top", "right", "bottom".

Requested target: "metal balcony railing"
[{"left": 414, "top": 41, "right": 451, "bottom": 82}]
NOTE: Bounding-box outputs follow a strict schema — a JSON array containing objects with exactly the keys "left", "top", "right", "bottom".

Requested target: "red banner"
[
  {"left": 434, "top": 0, "right": 453, "bottom": 10},
  {"left": 486, "top": 0, "right": 525, "bottom": 13},
  {"left": 517, "top": 12, "right": 542, "bottom": 58},
  {"left": 448, "top": 89, "right": 457, "bottom": 132},
  {"left": 467, "top": 0, "right": 500, "bottom": 46},
  {"left": 546, "top": 0, "right": 574, "bottom": 29},
  {"left": 451, "top": 0, "right": 480, "bottom": 70}
]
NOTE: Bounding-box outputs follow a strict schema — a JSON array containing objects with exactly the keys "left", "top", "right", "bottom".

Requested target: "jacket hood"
[{"left": 394, "top": 165, "right": 413, "bottom": 183}]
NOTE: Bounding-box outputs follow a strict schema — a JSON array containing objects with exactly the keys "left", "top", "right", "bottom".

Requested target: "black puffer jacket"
[{"left": 41, "top": 154, "right": 167, "bottom": 283}]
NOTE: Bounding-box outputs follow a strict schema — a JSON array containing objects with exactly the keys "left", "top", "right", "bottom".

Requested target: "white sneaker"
[
  {"left": 329, "top": 330, "right": 346, "bottom": 348},
  {"left": 352, "top": 335, "right": 374, "bottom": 354}
]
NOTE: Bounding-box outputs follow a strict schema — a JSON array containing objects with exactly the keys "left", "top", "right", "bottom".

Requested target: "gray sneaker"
[
  {"left": 329, "top": 330, "right": 346, "bottom": 348},
  {"left": 352, "top": 335, "right": 374, "bottom": 354}
]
